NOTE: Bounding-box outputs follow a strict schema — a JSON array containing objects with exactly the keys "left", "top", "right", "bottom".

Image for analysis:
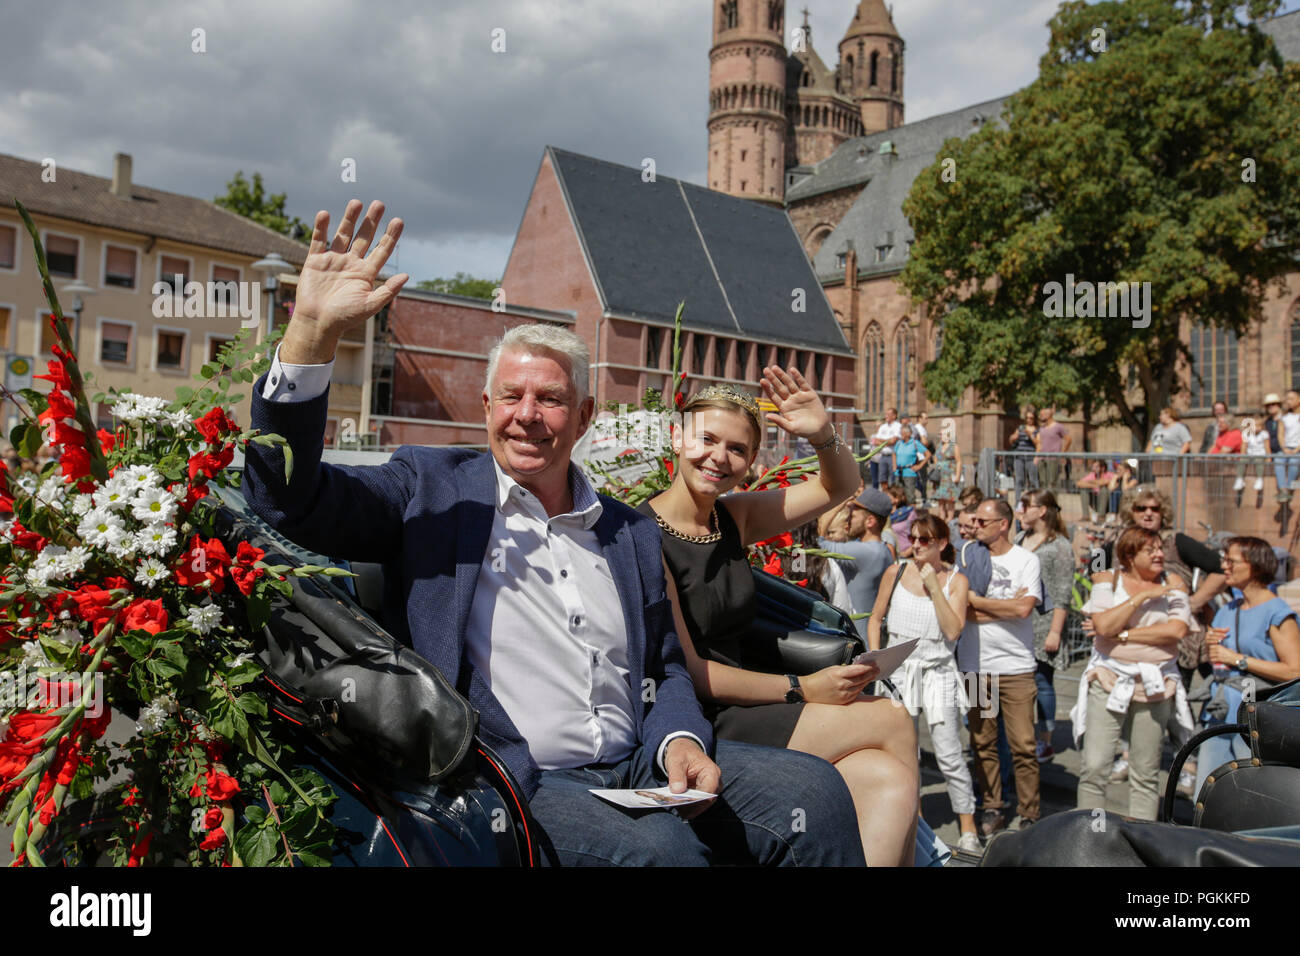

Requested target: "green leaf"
[
  {"left": 236, "top": 692, "right": 267, "bottom": 718},
  {"left": 295, "top": 841, "right": 333, "bottom": 867},
  {"left": 174, "top": 386, "right": 194, "bottom": 403},
  {"left": 145, "top": 657, "right": 184, "bottom": 681},
  {"left": 18, "top": 389, "right": 48, "bottom": 415},
  {"left": 234, "top": 820, "right": 278, "bottom": 868},
  {"left": 200, "top": 363, "right": 217, "bottom": 380},
  {"left": 245, "top": 593, "right": 271, "bottom": 631},
  {"left": 243, "top": 805, "right": 267, "bottom": 827}
]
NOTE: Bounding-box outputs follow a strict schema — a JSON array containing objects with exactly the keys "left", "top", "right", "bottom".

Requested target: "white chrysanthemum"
[
  {"left": 134, "top": 558, "right": 170, "bottom": 586},
  {"left": 186, "top": 603, "right": 223, "bottom": 635},
  {"left": 35, "top": 476, "right": 68, "bottom": 509},
  {"left": 21, "top": 640, "right": 48, "bottom": 668},
  {"left": 164, "top": 410, "right": 190, "bottom": 430},
  {"left": 111, "top": 394, "right": 171, "bottom": 424},
  {"left": 70, "top": 493, "right": 95, "bottom": 516},
  {"left": 131, "top": 486, "right": 178, "bottom": 524},
  {"left": 78, "top": 509, "right": 128, "bottom": 548},
  {"left": 107, "top": 537, "right": 138, "bottom": 561},
  {"left": 136, "top": 694, "right": 177, "bottom": 735},
  {"left": 92, "top": 484, "right": 133, "bottom": 512},
  {"left": 116, "top": 464, "right": 162, "bottom": 491},
  {"left": 24, "top": 545, "right": 89, "bottom": 587},
  {"left": 25, "top": 560, "right": 56, "bottom": 588},
  {"left": 136, "top": 524, "right": 178, "bottom": 557}
]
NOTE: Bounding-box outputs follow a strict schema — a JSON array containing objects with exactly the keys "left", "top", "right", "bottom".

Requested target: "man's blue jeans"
[
  {"left": 870, "top": 456, "right": 894, "bottom": 489},
  {"left": 1274, "top": 454, "right": 1300, "bottom": 499},
  {"left": 528, "top": 740, "right": 866, "bottom": 866}
]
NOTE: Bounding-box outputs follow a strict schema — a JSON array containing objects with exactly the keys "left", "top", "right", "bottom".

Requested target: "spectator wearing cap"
[{"left": 820, "top": 487, "right": 897, "bottom": 640}]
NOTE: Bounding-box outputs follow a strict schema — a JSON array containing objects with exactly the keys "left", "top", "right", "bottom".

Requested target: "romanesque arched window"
[
  {"left": 863, "top": 322, "right": 885, "bottom": 414},
  {"left": 721, "top": 1, "right": 738, "bottom": 31}
]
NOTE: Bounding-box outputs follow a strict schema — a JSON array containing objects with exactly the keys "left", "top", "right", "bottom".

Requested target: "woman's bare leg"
[{"left": 787, "top": 697, "right": 919, "bottom": 866}]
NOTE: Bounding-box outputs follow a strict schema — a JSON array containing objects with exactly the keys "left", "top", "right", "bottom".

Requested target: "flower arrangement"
[{"left": 0, "top": 201, "right": 340, "bottom": 866}]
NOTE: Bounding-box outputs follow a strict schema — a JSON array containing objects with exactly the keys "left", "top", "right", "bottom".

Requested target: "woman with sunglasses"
[
  {"left": 1075, "top": 527, "right": 1194, "bottom": 820},
  {"left": 867, "top": 513, "right": 979, "bottom": 853},
  {"left": 1193, "top": 537, "right": 1300, "bottom": 796},
  {"left": 642, "top": 370, "right": 920, "bottom": 866}
]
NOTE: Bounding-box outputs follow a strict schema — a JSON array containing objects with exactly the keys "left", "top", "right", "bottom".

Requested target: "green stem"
[{"left": 13, "top": 200, "right": 110, "bottom": 484}]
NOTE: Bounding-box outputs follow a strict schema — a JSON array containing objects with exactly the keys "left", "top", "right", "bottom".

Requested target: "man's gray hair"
[{"left": 484, "top": 324, "right": 590, "bottom": 400}]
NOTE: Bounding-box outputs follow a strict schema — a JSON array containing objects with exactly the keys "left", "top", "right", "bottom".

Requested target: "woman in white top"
[
  {"left": 1236, "top": 417, "right": 1270, "bottom": 507},
  {"left": 1074, "top": 526, "right": 1193, "bottom": 820},
  {"left": 867, "top": 513, "right": 978, "bottom": 852}
]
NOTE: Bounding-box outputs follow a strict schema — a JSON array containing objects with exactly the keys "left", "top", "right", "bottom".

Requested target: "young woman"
[
  {"left": 1194, "top": 537, "right": 1300, "bottom": 796},
  {"left": 642, "top": 370, "right": 920, "bottom": 867},
  {"left": 931, "top": 418, "right": 962, "bottom": 520},
  {"left": 867, "top": 514, "right": 978, "bottom": 853},
  {"left": 1107, "top": 460, "right": 1139, "bottom": 519},
  {"left": 1008, "top": 405, "right": 1039, "bottom": 505},
  {"left": 1015, "top": 490, "right": 1073, "bottom": 764},
  {"left": 1075, "top": 528, "right": 1193, "bottom": 820}
]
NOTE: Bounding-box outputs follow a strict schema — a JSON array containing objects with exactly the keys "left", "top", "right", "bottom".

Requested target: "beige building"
[{"left": 0, "top": 152, "right": 343, "bottom": 432}]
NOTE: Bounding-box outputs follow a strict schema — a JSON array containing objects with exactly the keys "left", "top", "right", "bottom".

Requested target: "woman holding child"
[{"left": 641, "top": 368, "right": 920, "bottom": 866}]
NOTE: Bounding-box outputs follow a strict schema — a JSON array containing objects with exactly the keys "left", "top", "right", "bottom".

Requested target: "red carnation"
[
  {"left": 203, "top": 806, "right": 224, "bottom": 829},
  {"left": 204, "top": 766, "right": 240, "bottom": 802},
  {"left": 120, "top": 598, "right": 168, "bottom": 635},
  {"left": 68, "top": 584, "right": 115, "bottom": 631},
  {"left": 173, "top": 536, "right": 231, "bottom": 593},
  {"left": 179, "top": 483, "right": 210, "bottom": 511},
  {"left": 8, "top": 521, "right": 47, "bottom": 552},
  {"left": 229, "top": 541, "right": 266, "bottom": 597},
  {"left": 187, "top": 443, "right": 234, "bottom": 483},
  {"left": 761, "top": 551, "right": 783, "bottom": 576},
  {"left": 193, "top": 407, "right": 238, "bottom": 444},
  {"left": 199, "top": 827, "right": 227, "bottom": 850}
]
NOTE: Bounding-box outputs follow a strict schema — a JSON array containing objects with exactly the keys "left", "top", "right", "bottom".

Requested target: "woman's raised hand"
[
  {"left": 801, "top": 663, "right": 878, "bottom": 705},
  {"left": 760, "top": 365, "right": 830, "bottom": 441},
  {"left": 282, "top": 200, "right": 410, "bottom": 363}
]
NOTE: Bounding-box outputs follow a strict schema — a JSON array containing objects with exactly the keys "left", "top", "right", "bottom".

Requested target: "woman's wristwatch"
[{"left": 1235, "top": 656, "right": 1249, "bottom": 673}]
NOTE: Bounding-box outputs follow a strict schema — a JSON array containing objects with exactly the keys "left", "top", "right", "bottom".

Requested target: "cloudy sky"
[{"left": 2, "top": 0, "right": 1297, "bottom": 283}]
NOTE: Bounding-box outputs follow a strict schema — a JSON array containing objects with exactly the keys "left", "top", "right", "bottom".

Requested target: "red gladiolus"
[
  {"left": 204, "top": 766, "right": 240, "bottom": 802},
  {"left": 122, "top": 786, "right": 140, "bottom": 808},
  {"left": 120, "top": 598, "right": 168, "bottom": 635},
  {"left": 199, "top": 826, "right": 226, "bottom": 850},
  {"left": 172, "top": 536, "right": 231, "bottom": 593},
  {"left": 34, "top": 359, "right": 72, "bottom": 393},
  {"left": 193, "top": 407, "right": 238, "bottom": 444},
  {"left": 37, "top": 390, "right": 76, "bottom": 426},
  {"left": 58, "top": 444, "right": 93, "bottom": 487},
  {"left": 97, "top": 428, "right": 118, "bottom": 455},
  {"left": 761, "top": 551, "right": 783, "bottom": 576},
  {"left": 127, "top": 830, "right": 153, "bottom": 867}
]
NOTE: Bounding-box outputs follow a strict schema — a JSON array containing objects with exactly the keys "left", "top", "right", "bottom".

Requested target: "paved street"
[{"left": 918, "top": 657, "right": 1203, "bottom": 860}]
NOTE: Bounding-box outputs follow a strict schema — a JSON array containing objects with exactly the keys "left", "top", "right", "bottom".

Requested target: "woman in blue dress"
[{"left": 1194, "top": 536, "right": 1300, "bottom": 796}]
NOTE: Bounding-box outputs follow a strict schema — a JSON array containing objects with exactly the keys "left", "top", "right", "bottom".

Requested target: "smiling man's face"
[{"left": 483, "top": 347, "right": 593, "bottom": 491}]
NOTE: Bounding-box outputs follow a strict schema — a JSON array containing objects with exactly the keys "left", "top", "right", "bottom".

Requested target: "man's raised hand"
[{"left": 281, "top": 200, "right": 410, "bottom": 364}]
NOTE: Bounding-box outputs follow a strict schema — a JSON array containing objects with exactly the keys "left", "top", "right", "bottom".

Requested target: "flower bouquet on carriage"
[{"left": 0, "top": 201, "right": 343, "bottom": 867}]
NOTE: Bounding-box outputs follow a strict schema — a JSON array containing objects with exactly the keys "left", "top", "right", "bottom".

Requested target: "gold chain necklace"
[{"left": 654, "top": 506, "right": 721, "bottom": 544}]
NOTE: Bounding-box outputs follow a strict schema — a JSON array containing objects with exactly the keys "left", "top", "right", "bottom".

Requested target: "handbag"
[{"left": 745, "top": 567, "right": 865, "bottom": 676}]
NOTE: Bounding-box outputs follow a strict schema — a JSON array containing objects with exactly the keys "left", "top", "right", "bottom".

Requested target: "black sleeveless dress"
[{"left": 638, "top": 497, "right": 806, "bottom": 747}]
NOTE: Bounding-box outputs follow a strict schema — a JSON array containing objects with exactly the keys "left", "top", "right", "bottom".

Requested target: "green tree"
[
  {"left": 415, "top": 273, "right": 500, "bottom": 300},
  {"left": 899, "top": 0, "right": 1300, "bottom": 445},
  {"left": 214, "top": 171, "right": 309, "bottom": 241}
]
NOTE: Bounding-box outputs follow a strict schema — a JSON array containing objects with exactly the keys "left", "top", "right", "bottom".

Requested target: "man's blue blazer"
[{"left": 242, "top": 378, "right": 715, "bottom": 799}]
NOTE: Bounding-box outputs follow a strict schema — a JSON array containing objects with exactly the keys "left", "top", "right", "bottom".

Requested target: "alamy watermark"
[
  {"left": 1041, "top": 274, "right": 1151, "bottom": 329},
  {"left": 151, "top": 277, "right": 261, "bottom": 328},
  {"left": 0, "top": 664, "right": 104, "bottom": 718}
]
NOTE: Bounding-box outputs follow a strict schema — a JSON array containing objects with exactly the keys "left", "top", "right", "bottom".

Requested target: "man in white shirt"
[
  {"left": 244, "top": 199, "right": 864, "bottom": 866},
  {"left": 870, "top": 408, "right": 902, "bottom": 488},
  {"left": 1277, "top": 389, "right": 1300, "bottom": 502},
  {"left": 960, "top": 497, "right": 1043, "bottom": 836}
]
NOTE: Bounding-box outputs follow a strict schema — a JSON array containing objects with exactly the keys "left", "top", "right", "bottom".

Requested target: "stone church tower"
[
  {"left": 707, "top": 0, "right": 790, "bottom": 204},
  {"left": 708, "top": 1, "right": 905, "bottom": 204},
  {"left": 839, "top": 0, "right": 905, "bottom": 134}
]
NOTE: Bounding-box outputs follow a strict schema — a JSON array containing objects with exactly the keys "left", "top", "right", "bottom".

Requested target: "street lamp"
[
  {"left": 59, "top": 280, "right": 96, "bottom": 360},
  {"left": 250, "top": 253, "right": 296, "bottom": 353}
]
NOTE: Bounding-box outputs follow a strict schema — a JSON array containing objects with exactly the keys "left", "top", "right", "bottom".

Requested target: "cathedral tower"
[
  {"left": 838, "top": 0, "right": 904, "bottom": 134},
  {"left": 707, "top": 0, "right": 789, "bottom": 204}
]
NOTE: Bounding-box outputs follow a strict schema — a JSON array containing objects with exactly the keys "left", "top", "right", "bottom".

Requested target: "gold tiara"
[{"left": 682, "top": 384, "right": 763, "bottom": 432}]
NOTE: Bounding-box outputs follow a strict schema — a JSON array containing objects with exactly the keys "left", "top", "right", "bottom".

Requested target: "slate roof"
[
  {"left": 1262, "top": 8, "right": 1300, "bottom": 62},
  {"left": 0, "top": 153, "right": 307, "bottom": 265},
  {"left": 546, "top": 147, "right": 853, "bottom": 354}
]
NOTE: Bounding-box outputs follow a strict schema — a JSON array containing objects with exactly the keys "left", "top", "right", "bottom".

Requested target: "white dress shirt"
[{"left": 261, "top": 347, "right": 703, "bottom": 772}]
